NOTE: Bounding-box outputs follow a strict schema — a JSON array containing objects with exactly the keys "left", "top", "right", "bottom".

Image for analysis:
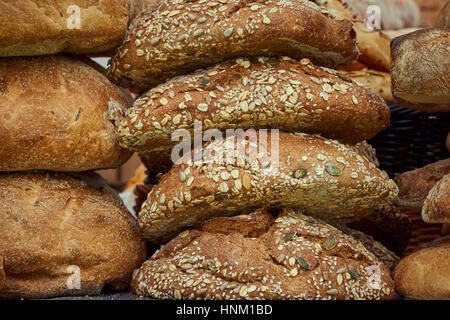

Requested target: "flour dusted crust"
[
  {"left": 138, "top": 131, "right": 398, "bottom": 244},
  {"left": 108, "top": 0, "right": 359, "bottom": 87},
  {"left": 395, "top": 244, "right": 450, "bottom": 300},
  {"left": 0, "top": 55, "right": 132, "bottom": 172},
  {"left": 119, "top": 57, "right": 389, "bottom": 173},
  {"left": 391, "top": 27, "right": 450, "bottom": 111},
  {"left": 0, "top": 172, "right": 147, "bottom": 299},
  {"left": 422, "top": 174, "right": 450, "bottom": 223},
  {"left": 132, "top": 208, "right": 395, "bottom": 300}
]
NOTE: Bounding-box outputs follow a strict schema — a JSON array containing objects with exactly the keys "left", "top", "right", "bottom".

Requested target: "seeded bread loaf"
[
  {"left": 394, "top": 244, "right": 450, "bottom": 300},
  {"left": 391, "top": 27, "right": 450, "bottom": 112},
  {"left": 132, "top": 208, "right": 395, "bottom": 300},
  {"left": 108, "top": 0, "right": 359, "bottom": 88},
  {"left": 422, "top": 174, "right": 450, "bottom": 223},
  {"left": 0, "top": 55, "right": 132, "bottom": 172},
  {"left": 339, "top": 70, "right": 393, "bottom": 102},
  {"left": 119, "top": 56, "right": 389, "bottom": 173},
  {"left": 0, "top": 0, "right": 145, "bottom": 57},
  {"left": 0, "top": 172, "right": 147, "bottom": 299},
  {"left": 138, "top": 131, "right": 398, "bottom": 244},
  {"left": 395, "top": 159, "right": 450, "bottom": 210}
]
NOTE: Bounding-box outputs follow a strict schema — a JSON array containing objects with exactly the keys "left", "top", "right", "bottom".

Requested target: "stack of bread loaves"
[
  {"left": 0, "top": 0, "right": 149, "bottom": 299},
  {"left": 108, "top": 0, "right": 402, "bottom": 300}
]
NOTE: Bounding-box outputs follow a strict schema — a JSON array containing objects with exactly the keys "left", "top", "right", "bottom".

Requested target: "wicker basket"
[{"left": 369, "top": 103, "right": 449, "bottom": 254}]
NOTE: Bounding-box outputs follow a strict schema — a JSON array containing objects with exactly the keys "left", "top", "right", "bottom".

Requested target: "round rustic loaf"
[
  {"left": 118, "top": 56, "right": 390, "bottom": 173},
  {"left": 108, "top": 0, "right": 359, "bottom": 87},
  {"left": 132, "top": 208, "right": 395, "bottom": 300},
  {"left": 422, "top": 173, "right": 450, "bottom": 223},
  {"left": 0, "top": 55, "right": 132, "bottom": 172},
  {"left": 395, "top": 244, "right": 450, "bottom": 300},
  {"left": 138, "top": 131, "right": 398, "bottom": 244},
  {"left": 0, "top": 172, "right": 147, "bottom": 299}
]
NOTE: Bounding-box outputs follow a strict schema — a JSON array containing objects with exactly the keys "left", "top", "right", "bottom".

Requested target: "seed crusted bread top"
[
  {"left": 119, "top": 57, "right": 389, "bottom": 166},
  {"left": 108, "top": 0, "right": 359, "bottom": 87},
  {"left": 138, "top": 131, "right": 398, "bottom": 244},
  {"left": 132, "top": 208, "right": 395, "bottom": 300}
]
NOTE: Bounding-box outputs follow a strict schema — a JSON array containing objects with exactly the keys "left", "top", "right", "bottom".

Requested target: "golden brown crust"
[
  {"left": 395, "top": 159, "right": 450, "bottom": 210},
  {"left": 422, "top": 174, "right": 450, "bottom": 223},
  {"left": 119, "top": 57, "right": 390, "bottom": 173},
  {"left": 394, "top": 244, "right": 450, "bottom": 300},
  {"left": 0, "top": 172, "right": 147, "bottom": 299},
  {"left": 139, "top": 131, "right": 398, "bottom": 244},
  {"left": 391, "top": 27, "right": 450, "bottom": 112},
  {"left": 0, "top": 0, "right": 135, "bottom": 56},
  {"left": 108, "top": 0, "right": 359, "bottom": 88},
  {"left": 0, "top": 55, "right": 132, "bottom": 172},
  {"left": 132, "top": 208, "right": 395, "bottom": 300},
  {"left": 438, "top": 1, "right": 450, "bottom": 27},
  {"left": 352, "top": 141, "right": 379, "bottom": 167},
  {"left": 339, "top": 69, "right": 392, "bottom": 102},
  {"left": 414, "top": 0, "right": 449, "bottom": 27}
]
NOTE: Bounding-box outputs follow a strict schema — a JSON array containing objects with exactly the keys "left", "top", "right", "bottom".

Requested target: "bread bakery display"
[
  {"left": 395, "top": 243, "right": 450, "bottom": 300},
  {"left": 138, "top": 131, "right": 398, "bottom": 244},
  {"left": 1, "top": 0, "right": 448, "bottom": 302},
  {"left": 132, "top": 208, "right": 395, "bottom": 300},
  {"left": 0, "top": 172, "right": 146, "bottom": 299},
  {"left": 118, "top": 56, "right": 390, "bottom": 172},
  {"left": 108, "top": 0, "right": 359, "bottom": 87},
  {"left": 391, "top": 27, "right": 450, "bottom": 112},
  {"left": 0, "top": 55, "right": 132, "bottom": 172}
]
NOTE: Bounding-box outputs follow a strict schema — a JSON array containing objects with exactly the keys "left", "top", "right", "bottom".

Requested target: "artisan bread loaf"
[
  {"left": 108, "top": 0, "right": 359, "bottom": 87},
  {"left": 0, "top": 172, "right": 146, "bottom": 299},
  {"left": 0, "top": 0, "right": 144, "bottom": 57},
  {"left": 395, "top": 159, "right": 450, "bottom": 210},
  {"left": 395, "top": 244, "right": 450, "bottom": 300},
  {"left": 0, "top": 55, "right": 132, "bottom": 172},
  {"left": 422, "top": 174, "right": 450, "bottom": 223},
  {"left": 414, "top": 0, "right": 448, "bottom": 27},
  {"left": 339, "top": 69, "right": 392, "bottom": 102},
  {"left": 391, "top": 27, "right": 450, "bottom": 112},
  {"left": 313, "top": 0, "right": 391, "bottom": 72},
  {"left": 132, "top": 208, "right": 395, "bottom": 300},
  {"left": 138, "top": 131, "right": 398, "bottom": 244},
  {"left": 119, "top": 57, "right": 390, "bottom": 173}
]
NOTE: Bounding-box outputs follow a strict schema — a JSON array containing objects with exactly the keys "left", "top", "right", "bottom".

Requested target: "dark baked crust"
[
  {"left": 138, "top": 131, "right": 398, "bottom": 244},
  {"left": 395, "top": 158, "right": 450, "bottom": 210},
  {"left": 108, "top": 0, "right": 359, "bottom": 87},
  {"left": 132, "top": 208, "right": 395, "bottom": 300},
  {"left": 118, "top": 57, "right": 389, "bottom": 174},
  {"left": 422, "top": 174, "right": 450, "bottom": 223},
  {"left": 0, "top": 172, "right": 147, "bottom": 299},
  {"left": 348, "top": 204, "right": 412, "bottom": 257}
]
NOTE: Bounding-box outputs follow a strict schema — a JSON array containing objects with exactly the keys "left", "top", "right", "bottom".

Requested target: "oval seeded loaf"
[
  {"left": 339, "top": 69, "right": 393, "bottom": 102},
  {"left": 391, "top": 27, "right": 450, "bottom": 112},
  {"left": 108, "top": 0, "right": 359, "bottom": 87},
  {"left": 138, "top": 131, "right": 398, "bottom": 244},
  {"left": 0, "top": 55, "right": 132, "bottom": 172},
  {"left": 394, "top": 244, "right": 450, "bottom": 300},
  {"left": 119, "top": 57, "right": 389, "bottom": 174},
  {"left": 132, "top": 208, "right": 395, "bottom": 300},
  {"left": 422, "top": 174, "right": 450, "bottom": 223},
  {"left": 0, "top": 172, "right": 147, "bottom": 299}
]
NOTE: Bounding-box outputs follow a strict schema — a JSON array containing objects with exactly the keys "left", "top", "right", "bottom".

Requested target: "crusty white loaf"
[
  {"left": 422, "top": 174, "right": 450, "bottom": 223},
  {"left": 132, "top": 208, "right": 395, "bottom": 300},
  {"left": 108, "top": 0, "right": 359, "bottom": 87},
  {"left": 0, "top": 172, "right": 147, "bottom": 299},
  {"left": 138, "top": 131, "right": 398, "bottom": 244},
  {"left": 391, "top": 27, "right": 450, "bottom": 112},
  {"left": 0, "top": 55, "right": 132, "bottom": 172}
]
